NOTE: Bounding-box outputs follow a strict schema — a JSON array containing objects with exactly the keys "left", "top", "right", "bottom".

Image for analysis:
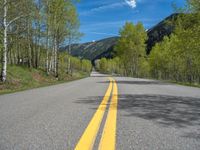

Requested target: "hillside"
[
  {"left": 62, "top": 13, "right": 179, "bottom": 61},
  {"left": 146, "top": 13, "right": 179, "bottom": 54},
  {"left": 62, "top": 37, "right": 118, "bottom": 61},
  {"left": 0, "top": 65, "right": 89, "bottom": 94}
]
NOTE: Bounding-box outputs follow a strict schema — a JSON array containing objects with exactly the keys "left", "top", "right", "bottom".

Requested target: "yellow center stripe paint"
[
  {"left": 75, "top": 78, "right": 113, "bottom": 150},
  {"left": 98, "top": 79, "right": 118, "bottom": 150}
]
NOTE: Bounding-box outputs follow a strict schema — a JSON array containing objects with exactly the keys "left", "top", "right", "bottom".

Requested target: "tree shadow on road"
[
  {"left": 98, "top": 80, "right": 170, "bottom": 85},
  {"left": 75, "top": 96, "right": 106, "bottom": 111},
  {"left": 118, "top": 94, "right": 200, "bottom": 128},
  {"left": 120, "top": 94, "right": 200, "bottom": 140},
  {"left": 76, "top": 94, "right": 200, "bottom": 139}
]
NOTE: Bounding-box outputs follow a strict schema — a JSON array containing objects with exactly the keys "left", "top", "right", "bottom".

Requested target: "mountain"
[
  {"left": 62, "top": 13, "right": 179, "bottom": 61},
  {"left": 62, "top": 37, "right": 118, "bottom": 61},
  {"left": 146, "top": 13, "right": 179, "bottom": 54}
]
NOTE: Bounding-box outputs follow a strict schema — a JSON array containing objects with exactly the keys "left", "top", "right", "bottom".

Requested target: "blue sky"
[{"left": 76, "top": 0, "right": 186, "bottom": 43}]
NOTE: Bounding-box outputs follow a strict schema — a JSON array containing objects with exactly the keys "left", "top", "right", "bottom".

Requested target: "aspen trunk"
[
  {"left": 28, "top": 19, "right": 32, "bottom": 68},
  {"left": 46, "top": 28, "right": 50, "bottom": 74},
  {"left": 1, "top": 0, "right": 8, "bottom": 82},
  {"left": 54, "top": 37, "right": 57, "bottom": 77},
  {"left": 67, "top": 38, "right": 71, "bottom": 75}
]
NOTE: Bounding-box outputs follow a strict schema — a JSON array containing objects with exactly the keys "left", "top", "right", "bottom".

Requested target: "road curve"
[{"left": 0, "top": 72, "right": 200, "bottom": 150}]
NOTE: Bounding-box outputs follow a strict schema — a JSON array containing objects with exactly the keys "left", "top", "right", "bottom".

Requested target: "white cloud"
[
  {"left": 125, "top": 0, "right": 137, "bottom": 8},
  {"left": 80, "top": 1, "right": 138, "bottom": 16},
  {"left": 90, "top": 3, "right": 124, "bottom": 12},
  {"left": 81, "top": 2, "right": 126, "bottom": 15},
  {"left": 89, "top": 32, "right": 118, "bottom": 36}
]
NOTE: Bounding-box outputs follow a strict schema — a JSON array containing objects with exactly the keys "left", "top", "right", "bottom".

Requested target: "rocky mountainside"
[
  {"left": 62, "top": 13, "right": 179, "bottom": 61},
  {"left": 146, "top": 13, "right": 179, "bottom": 54},
  {"left": 61, "top": 37, "right": 118, "bottom": 61}
]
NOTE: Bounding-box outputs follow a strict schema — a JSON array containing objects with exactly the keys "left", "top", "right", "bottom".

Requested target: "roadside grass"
[
  {"left": 168, "top": 80, "right": 200, "bottom": 88},
  {"left": 0, "top": 65, "right": 89, "bottom": 95},
  {"left": 146, "top": 77, "right": 200, "bottom": 88},
  {"left": 109, "top": 73, "right": 200, "bottom": 88},
  {"left": 141, "top": 77, "right": 200, "bottom": 88}
]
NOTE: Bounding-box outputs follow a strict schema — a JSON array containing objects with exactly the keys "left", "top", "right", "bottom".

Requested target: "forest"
[
  {"left": 96, "top": 0, "right": 200, "bottom": 86},
  {"left": 0, "top": 0, "right": 92, "bottom": 87}
]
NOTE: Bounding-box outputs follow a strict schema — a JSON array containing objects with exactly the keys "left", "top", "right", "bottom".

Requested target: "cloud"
[
  {"left": 91, "top": 3, "right": 125, "bottom": 12},
  {"left": 80, "top": 0, "right": 138, "bottom": 16},
  {"left": 81, "top": 2, "right": 126, "bottom": 16},
  {"left": 89, "top": 32, "right": 118, "bottom": 36},
  {"left": 125, "top": 0, "right": 137, "bottom": 8}
]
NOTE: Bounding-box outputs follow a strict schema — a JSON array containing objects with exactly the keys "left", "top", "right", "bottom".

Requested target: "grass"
[
  {"left": 143, "top": 76, "right": 200, "bottom": 88},
  {"left": 144, "top": 77, "right": 200, "bottom": 88},
  {"left": 168, "top": 80, "right": 200, "bottom": 88},
  {"left": 0, "top": 65, "right": 89, "bottom": 95}
]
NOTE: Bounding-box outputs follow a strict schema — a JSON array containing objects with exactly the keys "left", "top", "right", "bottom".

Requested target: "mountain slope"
[
  {"left": 62, "top": 13, "right": 179, "bottom": 61},
  {"left": 146, "top": 13, "right": 179, "bottom": 54},
  {"left": 62, "top": 37, "right": 118, "bottom": 61}
]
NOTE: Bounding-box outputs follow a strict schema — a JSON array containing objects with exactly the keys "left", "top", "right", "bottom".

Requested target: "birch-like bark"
[
  {"left": 1, "top": 0, "right": 8, "bottom": 82},
  {"left": 53, "top": 37, "right": 57, "bottom": 77},
  {"left": 46, "top": 30, "right": 49, "bottom": 74},
  {"left": 28, "top": 18, "right": 32, "bottom": 68},
  {"left": 54, "top": 37, "right": 58, "bottom": 77},
  {"left": 1, "top": 0, "right": 26, "bottom": 82},
  {"left": 45, "top": 0, "right": 50, "bottom": 74},
  {"left": 67, "top": 37, "right": 72, "bottom": 75}
]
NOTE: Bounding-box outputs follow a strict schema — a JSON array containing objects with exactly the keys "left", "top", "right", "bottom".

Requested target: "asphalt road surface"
[{"left": 0, "top": 72, "right": 200, "bottom": 150}]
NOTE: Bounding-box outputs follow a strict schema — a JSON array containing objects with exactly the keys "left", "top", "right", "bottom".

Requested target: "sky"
[{"left": 76, "top": 0, "right": 186, "bottom": 43}]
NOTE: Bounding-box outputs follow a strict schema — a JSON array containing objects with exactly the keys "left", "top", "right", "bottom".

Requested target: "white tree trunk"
[
  {"left": 46, "top": 30, "right": 49, "bottom": 74},
  {"left": 49, "top": 55, "right": 53, "bottom": 72},
  {"left": 54, "top": 38, "right": 57, "bottom": 77},
  {"left": 1, "top": 0, "right": 8, "bottom": 82},
  {"left": 67, "top": 37, "right": 71, "bottom": 74}
]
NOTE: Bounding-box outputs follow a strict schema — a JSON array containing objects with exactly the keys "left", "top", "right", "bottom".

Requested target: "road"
[{"left": 0, "top": 72, "right": 200, "bottom": 150}]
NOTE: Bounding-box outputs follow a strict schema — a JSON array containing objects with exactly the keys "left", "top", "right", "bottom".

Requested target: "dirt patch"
[
  {"left": 32, "top": 72, "right": 46, "bottom": 82},
  {"left": 0, "top": 78, "right": 21, "bottom": 90}
]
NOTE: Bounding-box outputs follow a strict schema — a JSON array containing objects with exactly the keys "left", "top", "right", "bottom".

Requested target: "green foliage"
[
  {"left": 0, "top": 64, "right": 89, "bottom": 94},
  {"left": 0, "top": 65, "right": 55, "bottom": 94},
  {"left": 115, "top": 22, "right": 147, "bottom": 77},
  {"left": 59, "top": 53, "right": 92, "bottom": 80},
  {"left": 96, "top": 57, "right": 122, "bottom": 75},
  {"left": 99, "top": 58, "right": 108, "bottom": 73},
  {"left": 0, "top": 0, "right": 91, "bottom": 88},
  {"left": 187, "top": 0, "right": 200, "bottom": 12},
  {"left": 97, "top": 0, "right": 200, "bottom": 86},
  {"left": 0, "top": 0, "right": 87, "bottom": 83},
  {"left": 149, "top": 11, "right": 200, "bottom": 84},
  {"left": 81, "top": 59, "right": 92, "bottom": 73}
]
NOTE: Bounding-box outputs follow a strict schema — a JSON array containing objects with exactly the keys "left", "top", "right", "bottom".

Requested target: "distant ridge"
[
  {"left": 146, "top": 13, "right": 179, "bottom": 54},
  {"left": 62, "top": 13, "right": 179, "bottom": 61},
  {"left": 61, "top": 37, "right": 118, "bottom": 61}
]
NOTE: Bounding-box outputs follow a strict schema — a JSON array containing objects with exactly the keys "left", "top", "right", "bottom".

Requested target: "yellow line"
[
  {"left": 98, "top": 79, "right": 118, "bottom": 150},
  {"left": 75, "top": 78, "right": 113, "bottom": 150}
]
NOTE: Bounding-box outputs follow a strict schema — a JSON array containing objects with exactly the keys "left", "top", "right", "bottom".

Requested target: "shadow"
[
  {"left": 75, "top": 95, "right": 117, "bottom": 111},
  {"left": 76, "top": 94, "right": 200, "bottom": 139},
  {"left": 90, "top": 71, "right": 111, "bottom": 78},
  {"left": 118, "top": 94, "right": 200, "bottom": 128},
  {"left": 75, "top": 96, "right": 106, "bottom": 110},
  {"left": 182, "top": 132, "right": 200, "bottom": 139},
  {"left": 90, "top": 75, "right": 112, "bottom": 78},
  {"left": 75, "top": 96, "right": 104, "bottom": 105},
  {"left": 98, "top": 80, "right": 170, "bottom": 85}
]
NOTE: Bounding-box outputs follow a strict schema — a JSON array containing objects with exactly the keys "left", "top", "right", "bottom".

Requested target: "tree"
[
  {"left": 47, "top": 0, "right": 80, "bottom": 77},
  {"left": 115, "top": 22, "right": 147, "bottom": 77},
  {"left": 65, "top": 3, "right": 82, "bottom": 75},
  {"left": 0, "top": 0, "right": 29, "bottom": 82},
  {"left": 0, "top": 0, "right": 84, "bottom": 83}
]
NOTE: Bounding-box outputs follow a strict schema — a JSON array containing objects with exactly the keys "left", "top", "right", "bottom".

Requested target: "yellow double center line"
[{"left": 75, "top": 77, "right": 118, "bottom": 150}]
